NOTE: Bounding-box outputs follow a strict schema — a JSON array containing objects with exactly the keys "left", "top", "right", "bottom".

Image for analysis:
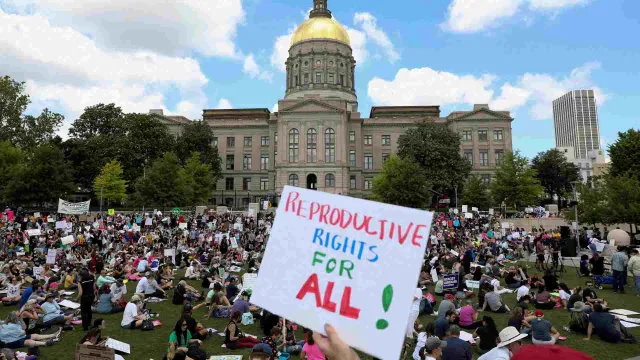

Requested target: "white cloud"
[
  {"left": 215, "top": 98, "right": 233, "bottom": 109},
  {"left": 345, "top": 27, "right": 368, "bottom": 65},
  {"left": 3, "top": 0, "right": 246, "bottom": 58},
  {"left": 368, "top": 67, "right": 495, "bottom": 106},
  {"left": 270, "top": 30, "right": 295, "bottom": 73},
  {"left": 354, "top": 12, "right": 399, "bottom": 63},
  {"left": 442, "top": 0, "right": 588, "bottom": 33},
  {"left": 0, "top": 7, "right": 208, "bottom": 130},
  {"left": 368, "top": 62, "right": 607, "bottom": 121},
  {"left": 244, "top": 54, "right": 274, "bottom": 82}
]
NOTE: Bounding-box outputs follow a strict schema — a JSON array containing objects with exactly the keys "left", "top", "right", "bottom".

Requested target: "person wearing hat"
[
  {"left": 477, "top": 326, "right": 527, "bottom": 360},
  {"left": 419, "top": 337, "right": 447, "bottom": 360},
  {"left": 530, "top": 310, "right": 561, "bottom": 345},
  {"left": 567, "top": 302, "right": 589, "bottom": 334},
  {"left": 120, "top": 294, "right": 145, "bottom": 329},
  {"left": 110, "top": 278, "right": 128, "bottom": 305},
  {"left": 41, "top": 293, "right": 72, "bottom": 327}
]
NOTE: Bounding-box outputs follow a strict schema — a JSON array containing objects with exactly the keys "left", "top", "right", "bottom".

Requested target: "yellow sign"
[{"left": 107, "top": 209, "right": 115, "bottom": 216}]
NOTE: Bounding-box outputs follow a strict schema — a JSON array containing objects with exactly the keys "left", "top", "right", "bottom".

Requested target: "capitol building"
[{"left": 157, "top": 0, "right": 514, "bottom": 208}]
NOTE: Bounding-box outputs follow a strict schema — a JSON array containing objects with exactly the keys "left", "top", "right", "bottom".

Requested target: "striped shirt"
[{"left": 611, "top": 251, "right": 628, "bottom": 272}]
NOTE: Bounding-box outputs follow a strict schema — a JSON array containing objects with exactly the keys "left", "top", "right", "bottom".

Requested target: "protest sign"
[
  {"left": 263, "top": 201, "right": 269, "bottom": 210},
  {"left": 248, "top": 209, "right": 255, "bottom": 218},
  {"left": 65, "top": 222, "right": 73, "bottom": 234},
  {"left": 443, "top": 274, "right": 459, "bottom": 290},
  {"left": 465, "top": 212, "right": 473, "bottom": 219},
  {"left": 501, "top": 222, "right": 510, "bottom": 229},
  {"left": 34, "top": 212, "right": 41, "bottom": 218},
  {"left": 453, "top": 209, "right": 459, "bottom": 214},
  {"left": 46, "top": 249, "right": 57, "bottom": 264},
  {"left": 57, "top": 199, "right": 90, "bottom": 214},
  {"left": 461, "top": 205, "right": 468, "bottom": 213},
  {"left": 512, "top": 232, "right": 520, "bottom": 239},
  {"left": 56, "top": 221, "right": 67, "bottom": 229},
  {"left": 242, "top": 273, "right": 258, "bottom": 291},
  {"left": 75, "top": 344, "right": 115, "bottom": 360},
  {"left": 48, "top": 216, "right": 55, "bottom": 223},
  {"left": 145, "top": 218, "right": 152, "bottom": 226},
  {"left": 251, "top": 186, "right": 433, "bottom": 360},
  {"left": 27, "top": 229, "right": 41, "bottom": 237},
  {"left": 465, "top": 280, "right": 480, "bottom": 289},
  {"left": 164, "top": 249, "right": 176, "bottom": 264},
  {"left": 61, "top": 235, "right": 75, "bottom": 245},
  {"left": 230, "top": 237, "right": 238, "bottom": 249},
  {"left": 179, "top": 223, "right": 187, "bottom": 229},
  {"left": 233, "top": 222, "right": 243, "bottom": 231},
  {"left": 489, "top": 208, "right": 494, "bottom": 215},
  {"left": 472, "top": 207, "right": 478, "bottom": 212},
  {"left": 107, "top": 209, "right": 115, "bottom": 216}
]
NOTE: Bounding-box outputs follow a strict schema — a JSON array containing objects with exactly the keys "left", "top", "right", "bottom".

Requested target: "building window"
[
  {"left": 225, "top": 178, "right": 234, "bottom": 190},
  {"left": 226, "top": 155, "right": 234, "bottom": 170},
  {"left": 464, "top": 151, "right": 473, "bottom": 165},
  {"left": 340, "top": 74, "right": 345, "bottom": 85},
  {"left": 478, "top": 130, "right": 488, "bottom": 141},
  {"left": 274, "top": 132, "right": 278, "bottom": 144},
  {"left": 261, "top": 136, "right": 269, "bottom": 146},
  {"left": 493, "top": 130, "right": 503, "bottom": 141},
  {"left": 243, "top": 136, "right": 252, "bottom": 147},
  {"left": 294, "top": 75, "right": 298, "bottom": 86},
  {"left": 382, "top": 153, "right": 390, "bottom": 163},
  {"left": 304, "top": 73, "right": 309, "bottom": 84},
  {"left": 227, "top": 136, "right": 235, "bottom": 148},
  {"left": 364, "top": 178, "right": 372, "bottom": 190},
  {"left": 260, "top": 177, "right": 268, "bottom": 190},
  {"left": 307, "top": 128, "right": 317, "bottom": 163},
  {"left": 381, "top": 135, "right": 391, "bottom": 146},
  {"left": 495, "top": 150, "right": 504, "bottom": 166},
  {"left": 316, "top": 72, "right": 322, "bottom": 83},
  {"left": 289, "top": 129, "right": 299, "bottom": 162},
  {"left": 364, "top": 135, "right": 372, "bottom": 145},
  {"left": 325, "top": 128, "right": 335, "bottom": 163},
  {"left": 288, "top": 174, "right": 299, "bottom": 187},
  {"left": 479, "top": 151, "right": 488, "bottom": 166},
  {"left": 481, "top": 174, "right": 491, "bottom": 185},
  {"left": 350, "top": 175, "right": 356, "bottom": 189},
  {"left": 462, "top": 130, "right": 472, "bottom": 141},
  {"left": 212, "top": 137, "right": 218, "bottom": 147},
  {"left": 242, "top": 177, "right": 251, "bottom": 191},
  {"left": 243, "top": 154, "right": 252, "bottom": 170},
  {"left": 325, "top": 174, "right": 335, "bottom": 187},
  {"left": 260, "top": 154, "right": 269, "bottom": 170},
  {"left": 349, "top": 131, "right": 356, "bottom": 143},
  {"left": 328, "top": 73, "right": 334, "bottom": 84},
  {"left": 364, "top": 153, "right": 373, "bottom": 170},
  {"left": 349, "top": 150, "right": 356, "bottom": 167}
]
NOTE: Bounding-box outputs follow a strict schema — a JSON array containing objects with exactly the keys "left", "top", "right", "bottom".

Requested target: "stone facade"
[{"left": 160, "top": 1, "right": 514, "bottom": 209}]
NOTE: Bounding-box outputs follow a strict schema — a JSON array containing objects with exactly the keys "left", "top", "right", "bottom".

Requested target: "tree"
[
  {"left": 608, "top": 129, "right": 640, "bottom": 179},
  {"left": 397, "top": 120, "right": 471, "bottom": 192},
  {"left": 69, "top": 103, "right": 125, "bottom": 139},
  {"left": 531, "top": 148, "right": 581, "bottom": 199},
  {"left": 604, "top": 174, "right": 640, "bottom": 228},
  {"left": 133, "top": 153, "right": 191, "bottom": 208},
  {"left": 0, "top": 75, "right": 63, "bottom": 151},
  {"left": 6, "top": 145, "right": 75, "bottom": 206},
  {"left": 0, "top": 141, "right": 24, "bottom": 204},
  {"left": 564, "top": 178, "right": 609, "bottom": 226},
  {"left": 490, "top": 151, "right": 544, "bottom": 209},
  {"left": 184, "top": 152, "right": 215, "bottom": 205},
  {"left": 460, "top": 174, "right": 493, "bottom": 210},
  {"left": 93, "top": 160, "right": 127, "bottom": 205},
  {"left": 176, "top": 121, "right": 222, "bottom": 179},
  {"left": 370, "top": 155, "right": 431, "bottom": 208}
]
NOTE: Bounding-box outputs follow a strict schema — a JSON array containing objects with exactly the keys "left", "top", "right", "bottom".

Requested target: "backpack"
[
  {"left": 141, "top": 319, "right": 155, "bottom": 331},
  {"left": 241, "top": 312, "right": 254, "bottom": 325}
]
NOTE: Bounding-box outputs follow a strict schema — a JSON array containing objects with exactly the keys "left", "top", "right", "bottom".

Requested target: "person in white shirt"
[
  {"left": 419, "top": 337, "right": 447, "bottom": 360},
  {"left": 406, "top": 288, "right": 422, "bottom": 338},
  {"left": 185, "top": 262, "right": 200, "bottom": 280},
  {"left": 413, "top": 323, "right": 436, "bottom": 360},
  {"left": 110, "top": 279, "right": 128, "bottom": 302},
  {"left": 490, "top": 278, "right": 512, "bottom": 295},
  {"left": 136, "top": 272, "right": 166, "bottom": 299},
  {"left": 516, "top": 283, "right": 530, "bottom": 302},
  {"left": 478, "top": 326, "right": 527, "bottom": 360},
  {"left": 121, "top": 295, "right": 145, "bottom": 329},
  {"left": 1, "top": 277, "right": 22, "bottom": 303}
]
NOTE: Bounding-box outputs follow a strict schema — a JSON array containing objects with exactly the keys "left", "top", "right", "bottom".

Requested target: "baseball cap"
[
  {"left": 425, "top": 337, "right": 447, "bottom": 352},
  {"left": 183, "top": 303, "right": 193, "bottom": 311},
  {"left": 45, "top": 293, "right": 56, "bottom": 300},
  {"left": 534, "top": 310, "right": 544, "bottom": 317},
  {"left": 145, "top": 271, "right": 152, "bottom": 277},
  {"left": 511, "top": 345, "right": 594, "bottom": 360}
]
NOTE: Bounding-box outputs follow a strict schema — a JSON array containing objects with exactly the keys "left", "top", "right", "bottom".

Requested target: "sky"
[{"left": 1, "top": 0, "right": 639, "bottom": 159}]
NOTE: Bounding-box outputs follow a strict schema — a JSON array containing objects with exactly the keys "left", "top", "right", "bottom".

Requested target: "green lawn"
[{"left": 3, "top": 262, "right": 640, "bottom": 360}]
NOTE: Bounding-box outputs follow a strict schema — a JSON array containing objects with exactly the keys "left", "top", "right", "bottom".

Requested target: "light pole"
[
  {"left": 571, "top": 181, "right": 580, "bottom": 254},
  {"left": 455, "top": 186, "right": 458, "bottom": 209},
  {"left": 99, "top": 187, "right": 103, "bottom": 215}
]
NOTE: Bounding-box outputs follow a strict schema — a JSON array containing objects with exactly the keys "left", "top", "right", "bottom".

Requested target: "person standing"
[
  {"left": 76, "top": 269, "right": 95, "bottom": 331},
  {"left": 628, "top": 249, "right": 640, "bottom": 297},
  {"left": 611, "top": 246, "right": 628, "bottom": 294}
]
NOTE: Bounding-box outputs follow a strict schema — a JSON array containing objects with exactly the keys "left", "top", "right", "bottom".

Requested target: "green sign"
[{"left": 171, "top": 207, "right": 181, "bottom": 216}]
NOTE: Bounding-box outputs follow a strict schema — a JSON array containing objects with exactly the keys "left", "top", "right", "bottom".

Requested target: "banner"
[
  {"left": 57, "top": 199, "right": 90, "bottom": 214},
  {"left": 251, "top": 186, "right": 433, "bottom": 360}
]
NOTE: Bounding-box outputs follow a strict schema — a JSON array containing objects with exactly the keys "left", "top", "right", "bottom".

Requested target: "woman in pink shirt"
[
  {"left": 301, "top": 329, "right": 325, "bottom": 360},
  {"left": 458, "top": 301, "right": 483, "bottom": 330}
]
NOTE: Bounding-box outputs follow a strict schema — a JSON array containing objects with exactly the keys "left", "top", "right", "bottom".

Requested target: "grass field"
[{"left": 3, "top": 261, "right": 639, "bottom": 360}]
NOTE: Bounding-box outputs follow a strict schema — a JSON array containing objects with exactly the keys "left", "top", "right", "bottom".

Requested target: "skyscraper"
[{"left": 552, "top": 90, "right": 601, "bottom": 159}]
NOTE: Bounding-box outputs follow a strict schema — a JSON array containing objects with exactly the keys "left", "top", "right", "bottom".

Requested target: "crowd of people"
[{"left": 0, "top": 206, "right": 638, "bottom": 360}]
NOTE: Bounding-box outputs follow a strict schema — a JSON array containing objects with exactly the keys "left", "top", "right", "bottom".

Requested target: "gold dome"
[{"left": 290, "top": 17, "right": 351, "bottom": 46}]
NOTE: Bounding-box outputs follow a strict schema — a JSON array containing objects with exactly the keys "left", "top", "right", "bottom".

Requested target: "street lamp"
[{"left": 571, "top": 181, "right": 580, "bottom": 254}]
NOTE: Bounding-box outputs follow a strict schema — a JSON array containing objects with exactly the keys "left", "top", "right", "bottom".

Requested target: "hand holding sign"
[{"left": 251, "top": 186, "right": 433, "bottom": 360}]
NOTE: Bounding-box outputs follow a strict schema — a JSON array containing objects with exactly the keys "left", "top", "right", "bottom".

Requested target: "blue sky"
[{"left": 1, "top": 0, "right": 638, "bottom": 159}]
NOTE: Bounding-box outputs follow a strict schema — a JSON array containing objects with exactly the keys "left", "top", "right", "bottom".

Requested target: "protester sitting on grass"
[
  {"left": 414, "top": 323, "right": 437, "bottom": 360},
  {"left": 507, "top": 307, "right": 531, "bottom": 334},
  {"left": 226, "top": 277, "right": 241, "bottom": 303},
  {"left": 419, "top": 337, "right": 447, "bottom": 360},
  {"left": 481, "top": 286, "right": 510, "bottom": 313},
  {"left": 1, "top": 276, "right": 22, "bottom": 304},
  {"left": 533, "top": 285, "right": 555, "bottom": 310},
  {"left": 110, "top": 278, "right": 128, "bottom": 305},
  {"left": 121, "top": 294, "right": 145, "bottom": 329},
  {"left": 442, "top": 325, "right": 472, "bottom": 360},
  {"left": 167, "top": 318, "right": 201, "bottom": 354},
  {"left": 41, "top": 293, "right": 73, "bottom": 327},
  {"left": 437, "top": 294, "right": 457, "bottom": 319},
  {"left": 136, "top": 271, "right": 166, "bottom": 299},
  {"left": 224, "top": 311, "right": 261, "bottom": 349},
  {"left": 80, "top": 327, "right": 105, "bottom": 346},
  {"left": 567, "top": 302, "right": 590, "bottom": 335},
  {"left": 301, "top": 328, "right": 326, "bottom": 360},
  {"left": 96, "top": 269, "right": 116, "bottom": 289},
  {"left": 182, "top": 303, "right": 211, "bottom": 340},
  {"left": 95, "top": 284, "right": 124, "bottom": 314},
  {"left": 458, "top": 301, "right": 482, "bottom": 330},
  {"left": 581, "top": 287, "right": 607, "bottom": 309},
  {"left": 477, "top": 326, "right": 527, "bottom": 360},
  {"left": 0, "top": 311, "right": 58, "bottom": 348},
  {"left": 585, "top": 303, "right": 636, "bottom": 343},
  {"left": 558, "top": 283, "right": 572, "bottom": 309},
  {"left": 64, "top": 268, "right": 77, "bottom": 290},
  {"left": 473, "top": 316, "right": 499, "bottom": 355},
  {"left": 260, "top": 327, "right": 284, "bottom": 360},
  {"left": 530, "top": 310, "right": 561, "bottom": 345},
  {"left": 19, "top": 299, "right": 44, "bottom": 335},
  {"left": 435, "top": 311, "right": 456, "bottom": 339},
  {"left": 579, "top": 255, "right": 591, "bottom": 277},
  {"left": 206, "top": 283, "right": 232, "bottom": 319},
  {"left": 567, "top": 286, "right": 583, "bottom": 311}
]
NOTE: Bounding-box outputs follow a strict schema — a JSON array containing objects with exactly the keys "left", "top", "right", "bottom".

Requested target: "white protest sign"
[
  {"left": 46, "top": 249, "right": 57, "bottom": 264},
  {"left": 230, "top": 237, "right": 238, "bottom": 249},
  {"left": 450, "top": 250, "right": 459, "bottom": 256},
  {"left": 489, "top": 208, "right": 494, "bottom": 215},
  {"left": 47, "top": 217, "right": 55, "bottom": 223},
  {"left": 145, "top": 218, "right": 153, "bottom": 226},
  {"left": 263, "top": 201, "right": 269, "bottom": 210},
  {"left": 233, "top": 222, "right": 243, "bottom": 231},
  {"left": 501, "top": 222, "right": 510, "bottom": 229},
  {"left": 465, "top": 280, "right": 480, "bottom": 289},
  {"left": 179, "top": 223, "right": 187, "bottom": 229},
  {"left": 512, "top": 232, "right": 520, "bottom": 239},
  {"left": 248, "top": 209, "right": 255, "bottom": 218},
  {"left": 65, "top": 222, "right": 73, "bottom": 234},
  {"left": 461, "top": 205, "right": 468, "bottom": 213},
  {"left": 61, "top": 235, "right": 74, "bottom": 245},
  {"left": 57, "top": 199, "right": 90, "bottom": 214},
  {"left": 55, "top": 221, "right": 67, "bottom": 229},
  {"left": 34, "top": 212, "right": 41, "bottom": 218},
  {"left": 27, "top": 229, "right": 41, "bottom": 237},
  {"left": 453, "top": 209, "right": 459, "bottom": 215},
  {"left": 465, "top": 212, "right": 473, "bottom": 219},
  {"left": 164, "top": 248, "right": 176, "bottom": 264},
  {"left": 471, "top": 207, "right": 478, "bottom": 212},
  {"left": 251, "top": 186, "right": 433, "bottom": 360}
]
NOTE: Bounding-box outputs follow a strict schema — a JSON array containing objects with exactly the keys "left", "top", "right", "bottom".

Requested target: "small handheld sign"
[{"left": 443, "top": 274, "right": 459, "bottom": 290}]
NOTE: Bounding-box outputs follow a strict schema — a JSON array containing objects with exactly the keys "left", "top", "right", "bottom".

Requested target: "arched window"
[
  {"left": 288, "top": 174, "right": 299, "bottom": 187},
  {"left": 325, "top": 174, "right": 335, "bottom": 187},
  {"left": 307, "top": 128, "right": 317, "bottom": 163},
  {"left": 325, "top": 128, "right": 335, "bottom": 163},
  {"left": 288, "top": 129, "right": 299, "bottom": 162}
]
